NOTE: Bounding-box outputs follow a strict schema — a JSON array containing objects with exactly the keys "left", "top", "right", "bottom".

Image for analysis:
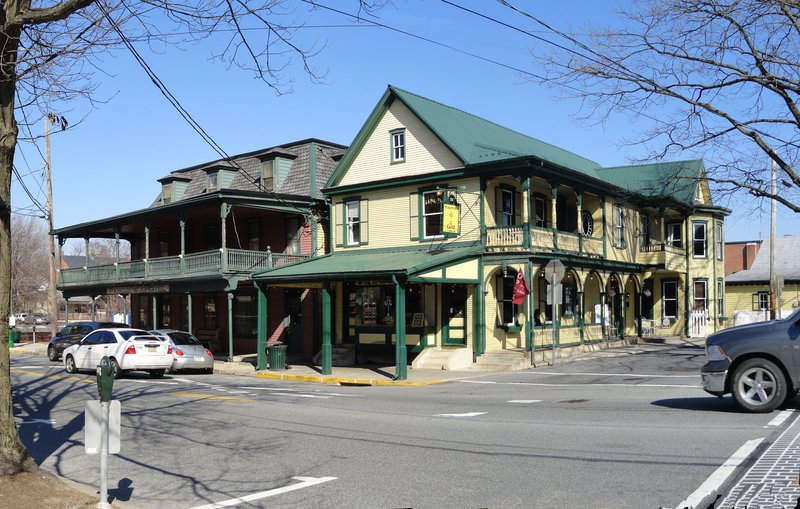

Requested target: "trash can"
[
  {"left": 266, "top": 342, "right": 287, "bottom": 371},
  {"left": 8, "top": 328, "right": 17, "bottom": 348}
]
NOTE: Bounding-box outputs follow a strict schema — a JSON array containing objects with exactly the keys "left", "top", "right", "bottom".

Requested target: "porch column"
[
  {"left": 256, "top": 286, "right": 268, "bottom": 370},
  {"left": 121, "top": 295, "right": 128, "bottom": 325},
  {"left": 601, "top": 197, "right": 608, "bottom": 258},
  {"left": 57, "top": 237, "right": 65, "bottom": 286},
  {"left": 84, "top": 235, "right": 90, "bottom": 268},
  {"left": 91, "top": 295, "right": 96, "bottom": 321},
  {"left": 152, "top": 295, "right": 157, "bottom": 329},
  {"left": 180, "top": 214, "right": 186, "bottom": 273},
  {"left": 578, "top": 291, "right": 585, "bottom": 344},
  {"left": 637, "top": 291, "right": 643, "bottom": 337},
  {"left": 144, "top": 221, "right": 150, "bottom": 276},
  {"left": 321, "top": 282, "right": 332, "bottom": 375},
  {"left": 220, "top": 203, "right": 230, "bottom": 272},
  {"left": 114, "top": 230, "right": 120, "bottom": 280},
  {"left": 394, "top": 277, "right": 407, "bottom": 380},
  {"left": 475, "top": 277, "right": 485, "bottom": 359},
  {"left": 600, "top": 292, "right": 607, "bottom": 342},
  {"left": 64, "top": 297, "right": 69, "bottom": 323},
  {"left": 522, "top": 177, "right": 531, "bottom": 249},
  {"left": 576, "top": 192, "right": 583, "bottom": 254},
  {"left": 227, "top": 292, "right": 234, "bottom": 362},
  {"left": 550, "top": 184, "right": 558, "bottom": 249},
  {"left": 187, "top": 293, "right": 193, "bottom": 334}
]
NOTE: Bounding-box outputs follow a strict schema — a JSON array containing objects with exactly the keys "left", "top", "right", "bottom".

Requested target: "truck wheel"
[{"left": 732, "top": 358, "right": 787, "bottom": 413}]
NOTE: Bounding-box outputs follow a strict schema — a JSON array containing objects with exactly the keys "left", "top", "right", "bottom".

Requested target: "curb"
[{"left": 254, "top": 371, "right": 445, "bottom": 386}]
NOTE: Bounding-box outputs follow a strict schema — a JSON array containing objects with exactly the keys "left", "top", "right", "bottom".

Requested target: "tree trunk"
[{"left": 0, "top": 16, "right": 36, "bottom": 475}]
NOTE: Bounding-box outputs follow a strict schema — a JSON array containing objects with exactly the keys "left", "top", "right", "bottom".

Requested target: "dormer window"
[
  {"left": 161, "top": 183, "right": 172, "bottom": 204},
  {"left": 207, "top": 172, "right": 218, "bottom": 192},
  {"left": 391, "top": 129, "right": 405, "bottom": 163},
  {"left": 262, "top": 160, "right": 274, "bottom": 191}
]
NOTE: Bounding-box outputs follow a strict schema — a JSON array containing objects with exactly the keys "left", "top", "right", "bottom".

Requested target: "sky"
[{"left": 10, "top": 0, "right": 796, "bottom": 245}]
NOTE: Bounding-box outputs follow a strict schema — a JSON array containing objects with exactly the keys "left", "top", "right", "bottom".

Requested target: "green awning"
[{"left": 251, "top": 245, "right": 482, "bottom": 285}]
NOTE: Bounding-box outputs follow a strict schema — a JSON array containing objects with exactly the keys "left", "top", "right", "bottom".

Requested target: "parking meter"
[{"left": 96, "top": 356, "right": 114, "bottom": 402}]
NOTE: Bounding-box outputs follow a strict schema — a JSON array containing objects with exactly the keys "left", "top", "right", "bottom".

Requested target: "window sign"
[{"left": 443, "top": 203, "right": 459, "bottom": 234}]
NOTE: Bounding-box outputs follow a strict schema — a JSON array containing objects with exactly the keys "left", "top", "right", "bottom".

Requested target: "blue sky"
[{"left": 11, "top": 0, "right": 793, "bottom": 243}]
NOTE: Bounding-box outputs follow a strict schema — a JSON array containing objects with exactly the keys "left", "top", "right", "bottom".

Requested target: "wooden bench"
[{"left": 195, "top": 328, "right": 221, "bottom": 353}]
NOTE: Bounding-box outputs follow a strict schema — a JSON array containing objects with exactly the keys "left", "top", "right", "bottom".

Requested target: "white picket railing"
[{"left": 690, "top": 310, "right": 709, "bottom": 338}]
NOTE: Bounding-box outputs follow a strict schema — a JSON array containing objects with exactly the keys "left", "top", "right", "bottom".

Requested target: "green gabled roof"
[
  {"left": 328, "top": 86, "right": 602, "bottom": 188},
  {"left": 595, "top": 160, "right": 704, "bottom": 205},
  {"left": 251, "top": 245, "right": 482, "bottom": 283}
]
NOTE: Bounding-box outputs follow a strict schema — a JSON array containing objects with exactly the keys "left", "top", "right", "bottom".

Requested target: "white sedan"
[{"left": 63, "top": 328, "right": 173, "bottom": 379}]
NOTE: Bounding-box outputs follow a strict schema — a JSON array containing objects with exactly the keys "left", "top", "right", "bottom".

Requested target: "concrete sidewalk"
[{"left": 10, "top": 336, "right": 704, "bottom": 386}]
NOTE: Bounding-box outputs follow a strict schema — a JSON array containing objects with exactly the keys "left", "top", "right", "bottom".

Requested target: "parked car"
[
  {"left": 63, "top": 328, "right": 173, "bottom": 379},
  {"left": 47, "top": 321, "right": 129, "bottom": 362},
  {"left": 31, "top": 312, "right": 50, "bottom": 325},
  {"left": 701, "top": 308, "right": 800, "bottom": 413},
  {"left": 149, "top": 329, "right": 214, "bottom": 373},
  {"left": 12, "top": 312, "right": 31, "bottom": 326}
]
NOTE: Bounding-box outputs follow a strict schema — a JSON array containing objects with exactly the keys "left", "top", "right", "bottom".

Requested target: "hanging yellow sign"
[{"left": 443, "top": 204, "right": 459, "bottom": 234}]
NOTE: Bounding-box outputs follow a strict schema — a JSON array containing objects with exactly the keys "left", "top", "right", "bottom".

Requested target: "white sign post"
[{"left": 544, "top": 260, "right": 565, "bottom": 366}]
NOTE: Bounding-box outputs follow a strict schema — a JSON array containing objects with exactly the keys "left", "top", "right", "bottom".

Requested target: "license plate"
[
  {"left": 147, "top": 347, "right": 156, "bottom": 353},
  {"left": 194, "top": 356, "right": 204, "bottom": 362}
]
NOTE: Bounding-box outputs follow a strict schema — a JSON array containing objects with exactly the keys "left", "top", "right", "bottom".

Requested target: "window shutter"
[
  {"left": 409, "top": 193, "right": 419, "bottom": 240},
  {"left": 360, "top": 199, "right": 369, "bottom": 245},
  {"left": 752, "top": 293, "right": 758, "bottom": 311},
  {"left": 514, "top": 191, "right": 522, "bottom": 225},
  {"left": 334, "top": 201, "right": 343, "bottom": 248},
  {"left": 495, "top": 187, "right": 502, "bottom": 223}
]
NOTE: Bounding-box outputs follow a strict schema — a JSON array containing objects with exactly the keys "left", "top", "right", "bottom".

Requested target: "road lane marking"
[
  {"left": 458, "top": 380, "right": 697, "bottom": 388},
  {"left": 508, "top": 400, "right": 542, "bottom": 403},
  {"left": 434, "top": 412, "right": 487, "bottom": 418},
  {"left": 124, "top": 380, "right": 179, "bottom": 385},
  {"left": 239, "top": 387, "right": 363, "bottom": 397},
  {"left": 526, "top": 371, "right": 698, "bottom": 379},
  {"left": 173, "top": 392, "right": 254, "bottom": 403},
  {"left": 11, "top": 368, "right": 94, "bottom": 384},
  {"left": 188, "top": 476, "right": 337, "bottom": 509},
  {"left": 675, "top": 437, "right": 764, "bottom": 509},
  {"left": 764, "top": 410, "right": 794, "bottom": 428}
]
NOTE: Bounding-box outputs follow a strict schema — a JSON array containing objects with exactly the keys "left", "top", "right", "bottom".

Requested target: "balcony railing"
[
  {"left": 485, "top": 224, "right": 604, "bottom": 257},
  {"left": 58, "top": 248, "right": 310, "bottom": 287}
]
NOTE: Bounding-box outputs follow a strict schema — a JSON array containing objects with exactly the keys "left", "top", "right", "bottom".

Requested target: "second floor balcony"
[
  {"left": 484, "top": 224, "right": 604, "bottom": 258},
  {"left": 59, "top": 247, "right": 308, "bottom": 287}
]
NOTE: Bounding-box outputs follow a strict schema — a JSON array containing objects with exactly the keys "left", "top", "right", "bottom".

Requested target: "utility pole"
[
  {"left": 45, "top": 114, "right": 58, "bottom": 336},
  {"left": 769, "top": 159, "right": 777, "bottom": 320}
]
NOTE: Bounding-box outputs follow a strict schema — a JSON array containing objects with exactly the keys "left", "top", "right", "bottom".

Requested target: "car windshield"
[
  {"left": 119, "top": 330, "right": 151, "bottom": 340},
  {"left": 168, "top": 332, "right": 202, "bottom": 346}
]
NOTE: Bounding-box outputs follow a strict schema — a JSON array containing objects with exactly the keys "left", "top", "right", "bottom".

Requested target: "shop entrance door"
[{"left": 443, "top": 284, "right": 468, "bottom": 347}]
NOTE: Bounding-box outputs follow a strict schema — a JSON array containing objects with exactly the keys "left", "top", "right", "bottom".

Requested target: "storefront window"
[
  {"left": 346, "top": 284, "right": 427, "bottom": 330},
  {"left": 233, "top": 293, "right": 257, "bottom": 338},
  {"left": 204, "top": 296, "right": 217, "bottom": 329}
]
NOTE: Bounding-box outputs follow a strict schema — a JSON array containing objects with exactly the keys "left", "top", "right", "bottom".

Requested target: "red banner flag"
[{"left": 512, "top": 269, "right": 529, "bottom": 304}]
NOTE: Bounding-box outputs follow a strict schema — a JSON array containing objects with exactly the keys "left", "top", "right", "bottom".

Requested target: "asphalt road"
[{"left": 10, "top": 344, "right": 799, "bottom": 509}]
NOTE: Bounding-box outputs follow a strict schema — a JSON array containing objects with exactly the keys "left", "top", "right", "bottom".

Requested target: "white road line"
[
  {"left": 238, "top": 387, "right": 363, "bottom": 397},
  {"left": 14, "top": 418, "right": 55, "bottom": 425},
  {"left": 434, "top": 412, "right": 487, "bottom": 418},
  {"left": 675, "top": 437, "right": 763, "bottom": 509},
  {"left": 275, "top": 393, "right": 331, "bottom": 399},
  {"left": 124, "top": 380, "right": 180, "bottom": 385},
  {"left": 458, "top": 380, "right": 697, "bottom": 388},
  {"left": 10, "top": 365, "right": 44, "bottom": 369},
  {"left": 527, "top": 371, "right": 698, "bottom": 379},
  {"left": 764, "top": 410, "right": 794, "bottom": 428},
  {"left": 188, "top": 476, "right": 337, "bottom": 509},
  {"left": 508, "top": 400, "right": 542, "bottom": 404}
]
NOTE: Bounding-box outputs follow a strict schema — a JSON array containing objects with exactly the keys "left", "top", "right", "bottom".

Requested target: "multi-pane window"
[
  {"left": 391, "top": 129, "right": 405, "bottom": 163},
  {"left": 693, "top": 280, "right": 707, "bottom": 311},
  {"left": 613, "top": 205, "right": 625, "bottom": 248},
  {"left": 499, "top": 188, "right": 514, "bottom": 226},
  {"left": 162, "top": 183, "right": 172, "bottom": 204},
  {"left": 666, "top": 221, "right": 683, "bottom": 248},
  {"left": 640, "top": 214, "right": 650, "bottom": 246},
  {"left": 663, "top": 281, "right": 678, "bottom": 318},
  {"left": 345, "top": 200, "right": 361, "bottom": 246},
  {"left": 247, "top": 220, "right": 260, "bottom": 251},
  {"left": 286, "top": 217, "right": 300, "bottom": 255},
  {"left": 715, "top": 222, "right": 723, "bottom": 260},
  {"left": 262, "top": 160, "right": 274, "bottom": 191},
  {"left": 207, "top": 172, "right": 218, "bottom": 192},
  {"left": 422, "top": 190, "right": 445, "bottom": 238},
  {"left": 534, "top": 197, "right": 547, "bottom": 228},
  {"left": 754, "top": 292, "right": 770, "bottom": 311},
  {"left": 499, "top": 270, "right": 518, "bottom": 326},
  {"left": 717, "top": 279, "right": 724, "bottom": 316},
  {"left": 693, "top": 222, "right": 707, "bottom": 258}
]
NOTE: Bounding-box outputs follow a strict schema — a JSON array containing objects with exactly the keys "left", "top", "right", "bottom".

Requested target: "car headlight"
[{"left": 706, "top": 344, "right": 729, "bottom": 362}]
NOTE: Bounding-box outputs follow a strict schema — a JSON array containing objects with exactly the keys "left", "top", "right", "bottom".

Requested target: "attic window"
[
  {"left": 391, "top": 129, "right": 405, "bottom": 163},
  {"left": 162, "top": 183, "right": 172, "bottom": 204},
  {"left": 207, "top": 172, "right": 218, "bottom": 192},
  {"left": 262, "top": 160, "right": 274, "bottom": 191}
]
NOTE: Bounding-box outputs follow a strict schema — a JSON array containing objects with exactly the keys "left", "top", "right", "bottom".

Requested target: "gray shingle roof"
[
  {"left": 151, "top": 139, "right": 346, "bottom": 206},
  {"left": 726, "top": 235, "right": 800, "bottom": 282}
]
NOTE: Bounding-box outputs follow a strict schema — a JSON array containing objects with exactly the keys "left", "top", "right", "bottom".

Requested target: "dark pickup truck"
[{"left": 701, "top": 309, "right": 800, "bottom": 412}]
